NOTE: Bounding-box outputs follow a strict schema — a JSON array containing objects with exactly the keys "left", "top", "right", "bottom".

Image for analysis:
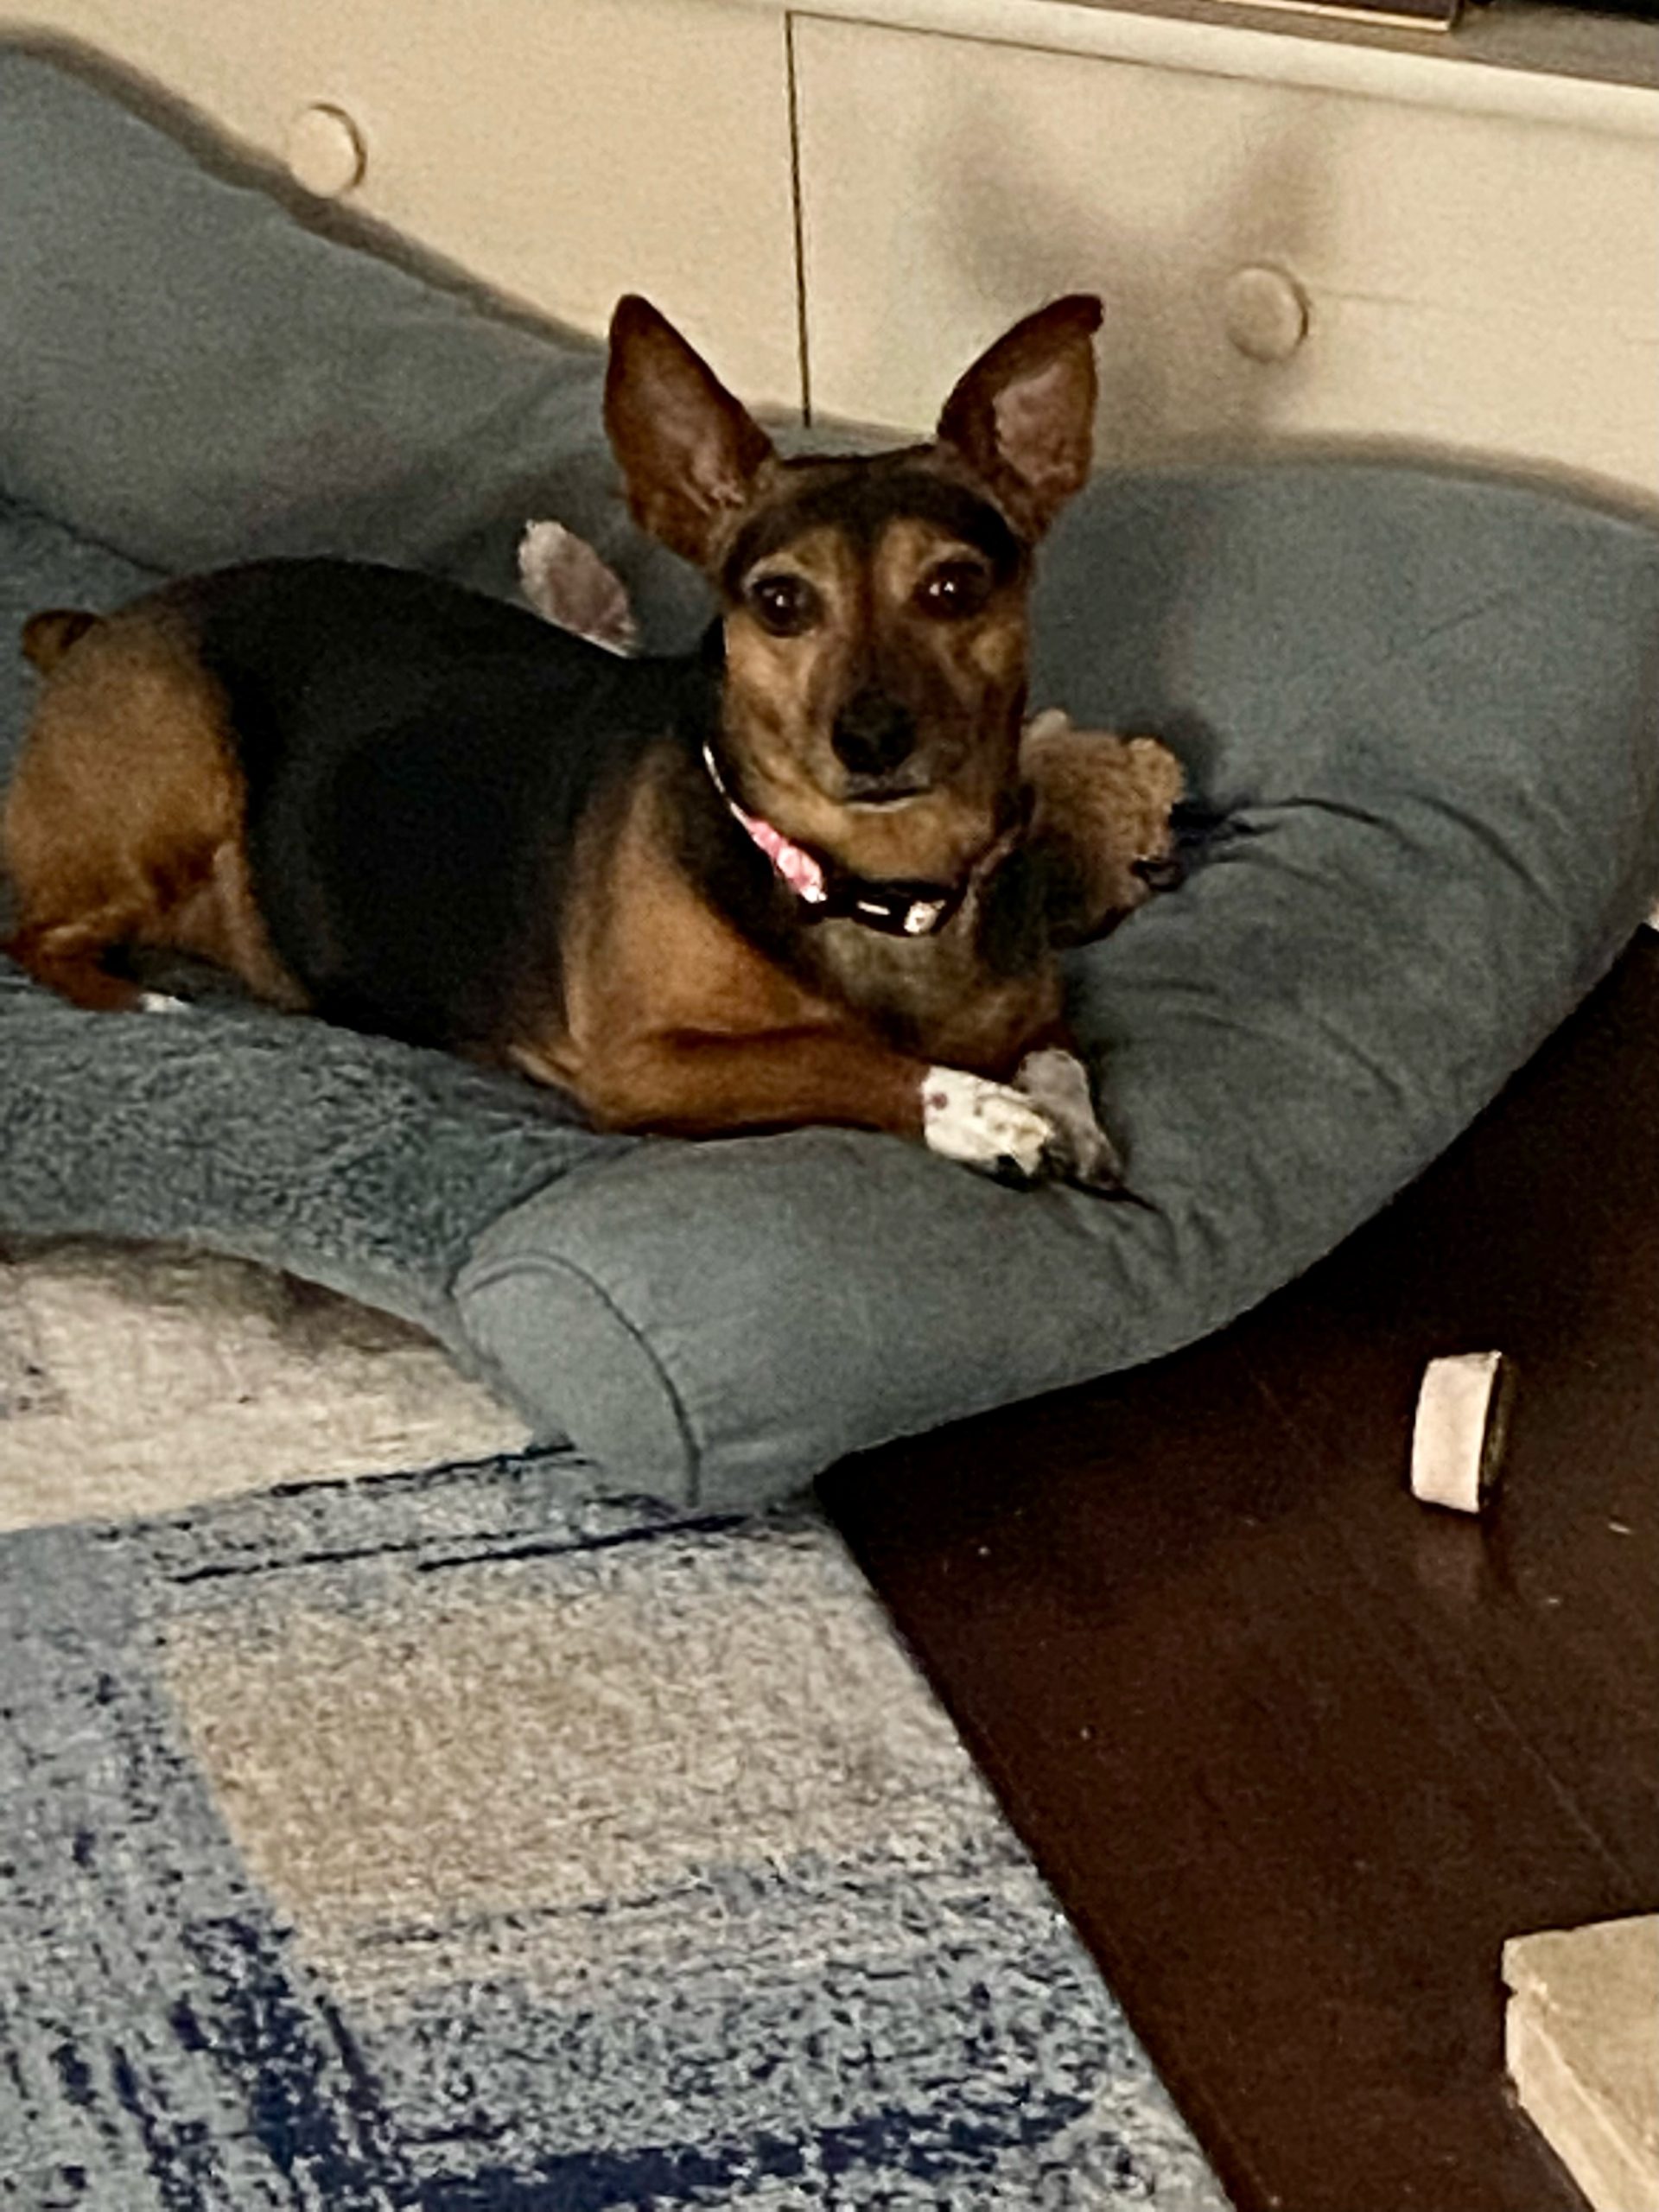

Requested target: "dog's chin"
[{"left": 820, "top": 783, "right": 1005, "bottom": 886}]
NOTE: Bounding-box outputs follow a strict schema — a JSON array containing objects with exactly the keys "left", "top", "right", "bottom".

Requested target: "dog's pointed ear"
[
  {"left": 936, "top": 296, "right": 1103, "bottom": 539},
  {"left": 604, "top": 296, "right": 777, "bottom": 570}
]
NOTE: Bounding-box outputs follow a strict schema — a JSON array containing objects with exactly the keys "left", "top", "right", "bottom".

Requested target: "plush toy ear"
[
  {"left": 604, "top": 296, "right": 777, "bottom": 570},
  {"left": 936, "top": 296, "right": 1103, "bottom": 540}
]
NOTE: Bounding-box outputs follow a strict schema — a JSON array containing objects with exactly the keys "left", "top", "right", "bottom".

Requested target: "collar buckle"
[{"left": 825, "top": 881, "right": 959, "bottom": 938}]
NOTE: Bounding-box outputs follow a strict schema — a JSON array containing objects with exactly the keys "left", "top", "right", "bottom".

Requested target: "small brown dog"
[{"left": 3, "top": 294, "right": 1179, "bottom": 1182}]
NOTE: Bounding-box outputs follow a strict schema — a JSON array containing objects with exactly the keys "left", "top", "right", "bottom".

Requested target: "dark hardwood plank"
[{"left": 825, "top": 940, "right": 1659, "bottom": 2212}]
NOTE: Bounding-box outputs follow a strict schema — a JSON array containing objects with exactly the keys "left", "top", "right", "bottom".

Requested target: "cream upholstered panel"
[
  {"left": 793, "top": 13, "right": 1659, "bottom": 493},
  {"left": 3, "top": 0, "right": 803, "bottom": 407}
]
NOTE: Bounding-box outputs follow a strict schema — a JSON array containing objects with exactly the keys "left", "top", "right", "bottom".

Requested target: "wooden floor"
[{"left": 825, "top": 938, "right": 1659, "bottom": 2212}]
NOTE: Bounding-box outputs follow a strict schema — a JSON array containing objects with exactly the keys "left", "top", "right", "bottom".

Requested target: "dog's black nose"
[{"left": 832, "top": 689, "right": 917, "bottom": 778}]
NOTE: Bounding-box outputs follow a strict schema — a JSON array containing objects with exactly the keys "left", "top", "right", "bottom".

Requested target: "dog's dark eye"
[
  {"left": 747, "top": 573, "right": 822, "bottom": 638},
  {"left": 915, "top": 560, "right": 993, "bottom": 621}
]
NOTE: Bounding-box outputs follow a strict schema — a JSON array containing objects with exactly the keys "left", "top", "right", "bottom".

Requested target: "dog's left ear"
[
  {"left": 936, "top": 296, "right": 1103, "bottom": 539},
  {"left": 605, "top": 296, "right": 777, "bottom": 570}
]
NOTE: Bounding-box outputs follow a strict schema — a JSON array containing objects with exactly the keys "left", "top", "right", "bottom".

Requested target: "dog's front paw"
[
  {"left": 921, "top": 1067, "right": 1055, "bottom": 1181},
  {"left": 1014, "top": 1046, "right": 1122, "bottom": 1190}
]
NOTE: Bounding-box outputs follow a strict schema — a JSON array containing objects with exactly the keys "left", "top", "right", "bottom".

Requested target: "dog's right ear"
[{"left": 604, "top": 296, "right": 777, "bottom": 571}]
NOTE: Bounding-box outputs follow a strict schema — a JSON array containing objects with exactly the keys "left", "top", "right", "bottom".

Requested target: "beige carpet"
[
  {"left": 0, "top": 1259, "right": 1230, "bottom": 2207},
  {"left": 0, "top": 1237, "right": 529, "bottom": 1531}
]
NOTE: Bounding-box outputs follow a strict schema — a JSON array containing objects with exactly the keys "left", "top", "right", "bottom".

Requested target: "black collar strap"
[
  {"left": 818, "top": 875, "right": 964, "bottom": 938},
  {"left": 702, "top": 741, "right": 966, "bottom": 938}
]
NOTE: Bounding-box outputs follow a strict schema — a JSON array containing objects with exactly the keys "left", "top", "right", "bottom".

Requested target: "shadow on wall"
[
  {"left": 927, "top": 82, "right": 1335, "bottom": 465},
  {"left": 918, "top": 77, "right": 1659, "bottom": 531}
]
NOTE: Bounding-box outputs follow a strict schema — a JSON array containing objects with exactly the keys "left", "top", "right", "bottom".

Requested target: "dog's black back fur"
[{"left": 184, "top": 560, "right": 700, "bottom": 1047}]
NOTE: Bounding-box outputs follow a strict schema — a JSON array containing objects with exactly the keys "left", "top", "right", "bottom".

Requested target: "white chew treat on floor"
[{"left": 1411, "top": 1351, "right": 1510, "bottom": 1512}]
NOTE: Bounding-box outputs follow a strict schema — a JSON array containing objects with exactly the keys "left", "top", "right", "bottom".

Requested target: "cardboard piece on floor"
[{"left": 1503, "top": 1914, "right": 1659, "bottom": 2212}]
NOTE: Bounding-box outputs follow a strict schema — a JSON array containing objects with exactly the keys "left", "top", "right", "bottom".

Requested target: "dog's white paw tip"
[
  {"left": 137, "top": 991, "right": 189, "bottom": 1015},
  {"left": 1014, "top": 1046, "right": 1084, "bottom": 1092},
  {"left": 921, "top": 1066, "right": 1053, "bottom": 1179}
]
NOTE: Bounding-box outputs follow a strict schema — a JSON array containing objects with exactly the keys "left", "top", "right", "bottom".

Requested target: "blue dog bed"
[{"left": 4, "top": 49, "right": 1659, "bottom": 1510}]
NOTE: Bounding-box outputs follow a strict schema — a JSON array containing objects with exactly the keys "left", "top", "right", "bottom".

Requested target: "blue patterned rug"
[{"left": 0, "top": 1449, "right": 1225, "bottom": 2208}]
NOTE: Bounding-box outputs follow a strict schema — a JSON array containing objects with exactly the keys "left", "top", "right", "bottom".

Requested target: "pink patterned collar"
[{"left": 702, "top": 742, "right": 829, "bottom": 906}]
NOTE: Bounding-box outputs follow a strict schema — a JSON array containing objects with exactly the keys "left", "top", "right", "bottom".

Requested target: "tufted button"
[
  {"left": 1223, "top": 265, "right": 1310, "bottom": 364},
  {"left": 284, "top": 104, "right": 367, "bottom": 200}
]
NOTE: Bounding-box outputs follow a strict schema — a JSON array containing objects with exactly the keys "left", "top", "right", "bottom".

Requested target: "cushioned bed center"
[{"left": 4, "top": 49, "right": 1658, "bottom": 1509}]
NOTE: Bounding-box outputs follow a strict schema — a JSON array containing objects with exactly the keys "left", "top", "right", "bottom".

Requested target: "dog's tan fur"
[
  {"left": 6, "top": 596, "right": 301, "bottom": 1012},
  {"left": 512, "top": 750, "right": 937, "bottom": 1133}
]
